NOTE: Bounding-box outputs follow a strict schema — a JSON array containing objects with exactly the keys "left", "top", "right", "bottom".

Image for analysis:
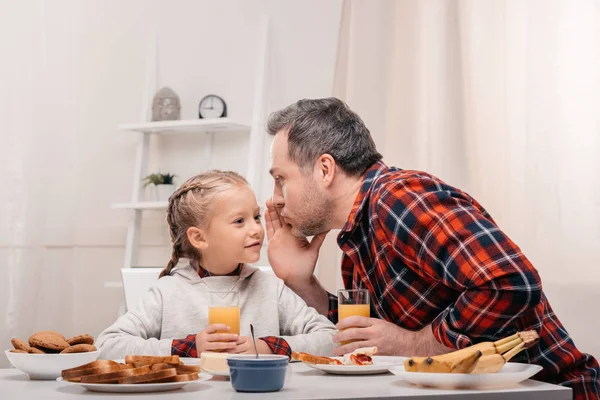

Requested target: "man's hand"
[
  {"left": 333, "top": 317, "right": 451, "bottom": 357},
  {"left": 195, "top": 324, "right": 238, "bottom": 353},
  {"left": 231, "top": 337, "right": 273, "bottom": 355},
  {"left": 265, "top": 198, "right": 327, "bottom": 284}
]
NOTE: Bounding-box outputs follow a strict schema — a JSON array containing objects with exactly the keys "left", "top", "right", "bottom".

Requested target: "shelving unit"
[
  {"left": 113, "top": 118, "right": 251, "bottom": 269},
  {"left": 114, "top": 17, "right": 270, "bottom": 270}
]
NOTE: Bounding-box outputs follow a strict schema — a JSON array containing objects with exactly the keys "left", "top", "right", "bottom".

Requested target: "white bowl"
[{"left": 5, "top": 349, "right": 100, "bottom": 380}]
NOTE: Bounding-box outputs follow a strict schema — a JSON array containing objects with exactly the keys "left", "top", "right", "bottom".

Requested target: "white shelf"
[
  {"left": 118, "top": 118, "right": 250, "bottom": 134},
  {"left": 112, "top": 201, "right": 168, "bottom": 210},
  {"left": 115, "top": 18, "right": 269, "bottom": 272}
]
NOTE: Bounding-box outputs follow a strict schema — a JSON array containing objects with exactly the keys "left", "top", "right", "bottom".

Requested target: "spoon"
[{"left": 250, "top": 324, "right": 259, "bottom": 359}]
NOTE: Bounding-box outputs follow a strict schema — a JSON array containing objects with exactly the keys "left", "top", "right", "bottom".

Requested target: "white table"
[{"left": 0, "top": 364, "right": 572, "bottom": 400}]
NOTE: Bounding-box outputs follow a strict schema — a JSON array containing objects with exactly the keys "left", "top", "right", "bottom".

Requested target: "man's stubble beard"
[{"left": 292, "top": 179, "right": 333, "bottom": 238}]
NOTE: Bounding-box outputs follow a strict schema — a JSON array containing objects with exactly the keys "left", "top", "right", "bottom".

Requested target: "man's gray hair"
[{"left": 267, "top": 98, "right": 382, "bottom": 176}]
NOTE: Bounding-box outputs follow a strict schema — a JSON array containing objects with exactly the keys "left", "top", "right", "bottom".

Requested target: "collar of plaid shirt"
[{"left": 338, "top": 161, "right": 389, "bottom": 245}]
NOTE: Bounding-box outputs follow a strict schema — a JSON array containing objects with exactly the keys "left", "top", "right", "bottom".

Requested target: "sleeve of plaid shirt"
[
  {"left": 171, "top": 335, "right": 291, "bottom": 357},
  {"left": 375, "top": 177, "right": 543, "bottom": 350},
  {"left": 172, "top": 334, "right": 198, "bottom": 358},
  {"left": 327, "top": 292, "right": 339, "bottom": 323},
  {"left": 260, "top": 336, "right": 292, "bottom": 357}
]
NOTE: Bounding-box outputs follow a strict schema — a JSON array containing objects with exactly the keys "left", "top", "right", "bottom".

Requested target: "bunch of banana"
[{"left": 404, "top": 330, "right": 539, "bottom": 374}]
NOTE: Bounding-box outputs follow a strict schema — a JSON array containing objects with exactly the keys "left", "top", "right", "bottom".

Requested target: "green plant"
[{"left": 142, "top": 173, "right": 176, "bottom": 188}]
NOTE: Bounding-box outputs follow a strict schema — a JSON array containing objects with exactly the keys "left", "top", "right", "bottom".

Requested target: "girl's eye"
[
  {"left": 254, "top": 214, "right": 262, "bottom": 222},
  {"left": 275, "top": 176, "right": 283, "bottom": 185},
  {"left": 234, "top": 218, "right": 244, "bottom": 224}
]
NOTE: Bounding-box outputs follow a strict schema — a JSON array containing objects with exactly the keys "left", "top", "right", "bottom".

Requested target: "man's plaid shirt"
[{"left": 327, "top": 161, "right": 599, "bottom": 399}]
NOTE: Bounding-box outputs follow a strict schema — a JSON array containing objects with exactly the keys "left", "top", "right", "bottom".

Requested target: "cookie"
[
  {"left": 28, "top": 347, "right": 46, "bottom": 354},
  {"left": 11, "top": 338, "right": 31, "bottom": 352},
  {"left": 66, "top": 334, "right": 94, "bottom": 346},
  {"left": 60, "top": 344, "right": 97, "bottom": 354},
  {"left": 32, "top": 330, "right": 66, "bottom": 340},
  {"left": 28, "top": 331, "right": 70, "bottom": 352},
  {"left": 10, "top": 349, "right": 28, "bottom": 353}
]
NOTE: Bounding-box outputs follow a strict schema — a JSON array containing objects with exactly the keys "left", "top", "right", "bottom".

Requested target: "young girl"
[{"left": 97, "top": 170, "right": 336, "bottom": 359}]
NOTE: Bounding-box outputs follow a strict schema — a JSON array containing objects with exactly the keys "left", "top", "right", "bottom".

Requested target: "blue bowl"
[{"left": 227, "top": 355, "right": 289, "bottom": 392}]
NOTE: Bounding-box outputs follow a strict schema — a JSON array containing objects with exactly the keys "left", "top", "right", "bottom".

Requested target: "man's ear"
[
  {"left": 187, "top": 227, "right": 208, "bottom": 251},
  {"left": 315, "top": 154, "right": 336, "bottom": 188}
]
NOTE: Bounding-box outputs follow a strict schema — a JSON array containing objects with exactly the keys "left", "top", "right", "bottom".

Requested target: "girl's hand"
[
  {"left": 232, "top": 337, "right": 273, "bottom": 354},
  {"left": 195, "top": 324, "right": 238, "bottom": 353}
]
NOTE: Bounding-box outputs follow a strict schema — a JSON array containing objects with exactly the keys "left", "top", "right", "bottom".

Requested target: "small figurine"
[{"left": 152, "top": 87, "right": 181, "bottom": 121}]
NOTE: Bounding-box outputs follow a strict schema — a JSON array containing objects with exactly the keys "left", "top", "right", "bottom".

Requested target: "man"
[{"left": 264, "top": 97, "right": 599, "bottom": 399}]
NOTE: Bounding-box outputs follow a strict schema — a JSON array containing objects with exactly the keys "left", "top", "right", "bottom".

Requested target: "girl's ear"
[{"left": 187, "top": 227, "right": 208, "bottom": 251}]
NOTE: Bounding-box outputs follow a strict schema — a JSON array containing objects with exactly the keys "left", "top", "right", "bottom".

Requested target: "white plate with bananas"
[
  {"left": 389, "top": 362, "right": 543, "bottom": 389},
  {"left": 390, "top": 331, "right": 543, "bottom": 389}
]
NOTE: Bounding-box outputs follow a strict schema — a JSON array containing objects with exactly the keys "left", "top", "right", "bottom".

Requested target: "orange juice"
[
  {"left": 208, "top": 306, "right": 240, "bottom": 335},
  {"left": 338, "top": 304, "right": 370, "bottom": 345}
]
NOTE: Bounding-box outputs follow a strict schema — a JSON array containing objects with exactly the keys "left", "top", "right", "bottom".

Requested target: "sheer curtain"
[
  {"left": 0, "top": 0, "right": 141, "bottom": 367},
  {"left": 319, "top": 0, "right": 600, "bottom": 357},
  {"left": 0, "top": 0, "right": 79, "bottom": 366}
]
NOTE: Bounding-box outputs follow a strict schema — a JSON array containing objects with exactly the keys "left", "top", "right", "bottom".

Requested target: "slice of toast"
[
  {"left": 150, "top": 363, "right": 201, "bottom": 374},
  {"left": 291, "top": 351, "right": 342, "bottom": 365},
  {"left": 125, "top": 355, "right": 180, "bottom": 367},
  {"left": 80, "top": 366, "right": 151, "bottom": 384},
  {"left": 175, "top": 364, "right": 202, "bottom": 374},
  {"left": 149, "top": 363, "right": 173, "bottom": 371},
  {"left": 152, "top": 372, "right": 199, "bottom": 383},
  {"left": 62, "top": 360, "right": 118, "bottom": 375},
  {"left": 118, "top": 368, "right": 177, "bottom": 384},
  {"left": 62, "top": 364, "right": 124, "bottom": 381}
]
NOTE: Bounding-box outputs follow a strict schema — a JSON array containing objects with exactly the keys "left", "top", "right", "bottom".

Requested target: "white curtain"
[
  {"left": 320, "top": 0, "right": 600, "bottom": 357},
  {"left": 0, "top": 0, "right": 78, "bottom": 366}
]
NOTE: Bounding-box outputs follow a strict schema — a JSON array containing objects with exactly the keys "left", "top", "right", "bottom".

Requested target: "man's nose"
[{"left": 272, "top": 186, "right": 285, "bottom": 208}]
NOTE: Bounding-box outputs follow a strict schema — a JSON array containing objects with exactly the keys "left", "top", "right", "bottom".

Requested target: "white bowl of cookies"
[{"left": 5, "top": 331, "right": 100, "bottom": 380}]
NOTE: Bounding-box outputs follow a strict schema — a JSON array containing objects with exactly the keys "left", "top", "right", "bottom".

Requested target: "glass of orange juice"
[
  {"left": 208, "top": 291, "right": 240, "bottom": 335},
  {"left": 338, "top": 289, "right": 370, "bottom": 345}
]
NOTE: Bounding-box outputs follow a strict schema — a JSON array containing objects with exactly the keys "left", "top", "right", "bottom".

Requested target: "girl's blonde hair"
[{"left": 159, "top": 170, "right": 248, "bottom": 278}]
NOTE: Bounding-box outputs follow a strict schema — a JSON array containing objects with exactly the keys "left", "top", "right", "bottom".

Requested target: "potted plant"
[{"left": 142, "top": 173, "right": 176, "bottom": 201}]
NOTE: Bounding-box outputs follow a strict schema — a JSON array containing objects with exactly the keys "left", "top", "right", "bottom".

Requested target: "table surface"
[{"left": 0, "top": 364, "right": 572, "bottom": 400}]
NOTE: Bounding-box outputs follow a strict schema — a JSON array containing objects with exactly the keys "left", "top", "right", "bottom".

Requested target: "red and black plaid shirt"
[
  {"left": 171, "top": 265, "right": 291, "bottom": 358},
  {"left": 328, "top": 161, "right": 599, "bottom": 400}
]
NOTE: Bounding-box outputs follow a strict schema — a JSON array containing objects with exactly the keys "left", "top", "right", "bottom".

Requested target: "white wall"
[{"left": 0, "top": 0, "right": 342, "bottom": 362}]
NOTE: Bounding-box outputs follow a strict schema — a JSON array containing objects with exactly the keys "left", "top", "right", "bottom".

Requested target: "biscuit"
[
  {"left": 32, "top": 331, "right": 66, "bottom": 340},
  {"left": 66, "top": 334, "right": 94, "bottom": 346},
  {"left": 10, "top": 349, "right": 28, "bottom": 353},
  {"left": 60, "top": 344, "right": 97, "bottom": 354},
  {"left": 28, "top": 347, "right": 46, "bottom": 354},
  {"left": 29, "top": 331, "right": 70, "bottom": 352},
  {"left": 11, "top": 338, "right": 31, "bottom": 352}
]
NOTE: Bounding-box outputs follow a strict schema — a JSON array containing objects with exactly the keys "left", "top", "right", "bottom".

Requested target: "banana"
[
  {"left": 404, "top": 330, "right": 539, "bottom": 374},
  {"left": 470, "top": 354, "right": 506, "bottom": 374},
  {"left": 405, "top": 350, "right": 482, "bottom": 373}
]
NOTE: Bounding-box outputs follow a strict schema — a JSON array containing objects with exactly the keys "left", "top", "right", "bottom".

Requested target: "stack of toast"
[{"left": 61, "top": 355, "right": 200, "bottom": 384}]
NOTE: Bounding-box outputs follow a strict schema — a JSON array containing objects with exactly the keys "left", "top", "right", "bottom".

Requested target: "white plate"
[
  {"left": 389, "top": 362, "right": 543, "bottom": 389},
  {"left": 202, "top": 369, "right": 229, "bottom": 377},
  {"left": 56, "top": 373, "right": 210, "bottom": 393},
  {"left": 304, "top": 356, "right": 407, "bottom": 375}
]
